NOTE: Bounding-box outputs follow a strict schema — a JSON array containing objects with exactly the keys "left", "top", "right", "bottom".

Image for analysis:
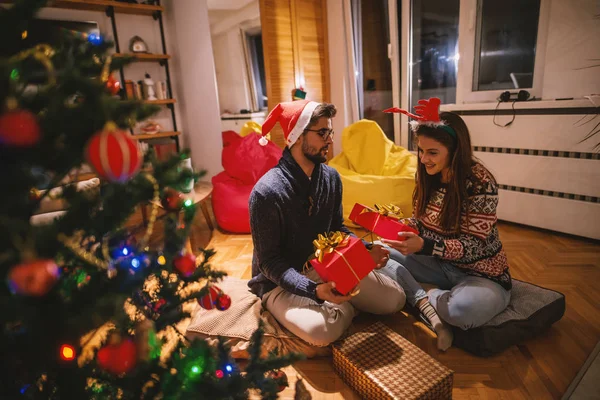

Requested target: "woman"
[{"left": 380, "top": 98, "right": 511, "bottom": 351}]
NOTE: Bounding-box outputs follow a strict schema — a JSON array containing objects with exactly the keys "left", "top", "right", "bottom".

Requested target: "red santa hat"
[{"left": 259, "top": 100, "right": 320, "bottom": 147}]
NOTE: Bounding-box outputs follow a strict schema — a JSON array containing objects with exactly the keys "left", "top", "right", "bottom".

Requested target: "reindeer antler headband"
[{"left": 384, "top": 97, "right": 456, "bottom": 139}]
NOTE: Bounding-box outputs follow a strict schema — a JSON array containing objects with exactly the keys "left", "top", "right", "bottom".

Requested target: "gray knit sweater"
[{"left": 248, "top": 148, "right": 353, "bottom": 302}]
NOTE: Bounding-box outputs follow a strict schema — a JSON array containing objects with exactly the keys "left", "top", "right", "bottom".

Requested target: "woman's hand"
[
  {"left": 369, "top": 244, "right": 390, "bottom": 269},
  {"left": 381, "top": 232, "right": 424, "bottom": 255}
]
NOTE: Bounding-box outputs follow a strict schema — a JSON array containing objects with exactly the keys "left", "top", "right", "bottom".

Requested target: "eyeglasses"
[{"left": 305, "top": 128, "right": 335, "bottom": 141}]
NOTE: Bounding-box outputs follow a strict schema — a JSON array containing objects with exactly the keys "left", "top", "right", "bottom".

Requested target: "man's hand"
[
  {"left": 316, "top": 281, "right": 353, "bottom": 304},
  {"left": 369, "top": 244, "right": 390, "bottom": 269},
  {"left": 381, "top": 232, "right": 424, "bottom": 255}
]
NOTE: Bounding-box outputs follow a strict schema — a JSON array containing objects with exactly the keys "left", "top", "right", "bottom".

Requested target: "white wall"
[
  {"left": 327, "top": 0, "right": 359, "bottom": 156},
  {"left": 541, "top": 0, "right": 600, "bottom": 100},
  {"left": 165, "top": 0, "right": 223, "bottom": 180},
  {"left": 209, "top": 0, "right": 260, "bottom": 115}
]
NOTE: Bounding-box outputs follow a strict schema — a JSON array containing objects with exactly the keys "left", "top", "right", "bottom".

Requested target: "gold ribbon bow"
[
  {"left": 312, "top": 231, "right": 349, "bottom": 263},
  {"left": 9, "top": 44, "right": 56, "bottom": 89},
  {"left": 374, "top": 203, "right": 404, "bottom": 220}
]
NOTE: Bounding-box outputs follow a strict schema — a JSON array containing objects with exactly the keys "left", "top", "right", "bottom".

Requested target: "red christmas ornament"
[
  {"left": 161, "top": 188, "right": 184, "bottom": 211},
  {"left": 173, "top": 253, "right": 196, "bottom": 277},
  {"left": 198, "top": 285, "right": 222, "bottom": 310},
  {"left": 216, "top": 293, "right": 231, "bottom": 311},
  {"left": 85, "top": 122, "right": 142, "bottom": 183},
  {"left": 97, "top": 338, "right": 137, "bottom": 375},
  {"left": 266, "top": 369, "right": 288, "bottom": 392},
  {"left": 8, "top": 259, "right": 60, "bottom": 296},
  {"left": 0, "top": 109, "right": 41, "bottom": 147},
  {"left": 106, "top": 74, "right": 121, "bottom": 96}
]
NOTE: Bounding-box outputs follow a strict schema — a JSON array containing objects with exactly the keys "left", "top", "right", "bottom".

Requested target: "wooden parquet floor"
[{"left": 130, "top": 205, "right": 600, "bottom": 399}]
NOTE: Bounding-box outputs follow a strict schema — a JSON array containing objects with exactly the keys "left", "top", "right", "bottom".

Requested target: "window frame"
[{"left": 455, "top": 0, "right": 551, "bottom": 104}]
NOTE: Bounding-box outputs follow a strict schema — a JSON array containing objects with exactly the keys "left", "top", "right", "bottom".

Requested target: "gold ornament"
[{"left": 9, "top": 44, "right": 56, "bottom": 88}]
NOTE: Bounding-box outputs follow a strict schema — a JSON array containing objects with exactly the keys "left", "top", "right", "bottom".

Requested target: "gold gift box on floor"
[{"left": 333, "top": 322, "right": 453, "bottom": 399}]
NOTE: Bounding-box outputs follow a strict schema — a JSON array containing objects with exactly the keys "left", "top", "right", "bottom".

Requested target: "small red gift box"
[
  {"left": 349, "top": 203, "right": 418, "bottom": 241},
  {"left": 309, "top": 232, "right": 375, "bottom": 296}
]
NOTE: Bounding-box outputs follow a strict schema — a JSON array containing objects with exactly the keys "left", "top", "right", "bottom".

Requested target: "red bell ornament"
[
  {"left": 173, "top": 253, "right": 197, "bottom": 277},
  {"left": 216, "top": 293, "right": 231, "bottom": 311},
  {"left": 85, "top": 122, "right": 142, "bottom": 183},
  {"left": 0, "top": 108, "right": 41, "bottom": 147},
  {"left": 97, "top": 338, "right": 137, "bottom": 375},
  {"left": 197, "top": 285, "right": 222, "bottom": 310},
  {"left": 106, "top": 74, "right": 121, "bottom": 96},
  {"left": 161, "top": 188, "right": 185, "bottom": 211},
  {"left": 7, "top": 259, "right": 60, "bottom": 296}
]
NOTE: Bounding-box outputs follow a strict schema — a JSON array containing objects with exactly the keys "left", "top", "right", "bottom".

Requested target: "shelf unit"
[
  {"left": 131, "top": 131, "right": 181, "bottom": 141},
  {"left": 113, "top": 53, "right": 171, "bottom": 62},
  {"left": 47, "top": 0, "right": 180, "bottom": 151}
]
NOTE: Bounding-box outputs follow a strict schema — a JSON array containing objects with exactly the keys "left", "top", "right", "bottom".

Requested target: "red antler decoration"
[{"left": 383, "top": 97, "right": 441, "bottom": 123}]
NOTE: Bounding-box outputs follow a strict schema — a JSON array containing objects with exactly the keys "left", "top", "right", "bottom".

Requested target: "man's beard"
[{"left": 302, "top": 140, "right": 328, "bottom": 164}]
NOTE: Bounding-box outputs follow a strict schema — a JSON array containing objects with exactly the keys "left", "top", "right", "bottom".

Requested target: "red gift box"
[
  {"left": 349, "top": 203, "right": 418, "bottom": 241},
  {"left": 309, "top": 233, "right": 375, "bottom": 296}
]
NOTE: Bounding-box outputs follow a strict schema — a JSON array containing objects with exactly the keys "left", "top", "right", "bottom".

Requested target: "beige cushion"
[
  {"left": 35, "top": 178, "right": 100, "bottom": 215},
  {"left": 186, "top": 277, "right": 331, "bottom": 359},
  {"left": 30, "top": 210, "right": 66, "bottom": 226}
]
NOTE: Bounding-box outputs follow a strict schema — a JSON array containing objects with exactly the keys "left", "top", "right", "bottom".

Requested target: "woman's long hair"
[{"left": 413, "top": 111, "right": 475, "bottom": 234}]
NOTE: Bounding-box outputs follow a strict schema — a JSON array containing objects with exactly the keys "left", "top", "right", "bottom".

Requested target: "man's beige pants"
[{"left": 262, "top": 267, "right": 406, "bottom": 347}]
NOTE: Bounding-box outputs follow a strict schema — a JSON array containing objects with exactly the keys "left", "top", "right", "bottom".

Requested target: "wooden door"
[{"left": 260, "top": 0, "right": 330, "bottom": 148}]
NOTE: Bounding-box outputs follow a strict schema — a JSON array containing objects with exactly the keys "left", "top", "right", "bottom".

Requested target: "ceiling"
[{"left": 206, "top": 0, "right": 255, "bottom": 10}]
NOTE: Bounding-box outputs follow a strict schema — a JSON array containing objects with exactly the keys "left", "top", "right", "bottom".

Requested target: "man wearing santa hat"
[{"left": 248, "top": 100, "right": 406, "bottom": 347}]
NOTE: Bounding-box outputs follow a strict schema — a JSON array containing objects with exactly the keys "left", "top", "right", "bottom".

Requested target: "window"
[
  {"left": 456, "top": 0, "right": 549, "bottom": 103},
  {"left": 352, "top": 0, "right": 395, "bottom": 140},
  {"left": 473, "top": 0, "right": 541, "bottom": 91},
  {"left": 392, "top": 0, "right": 550, "bottom": 144},
  {"left": 408, "top": 0, "right": 460, "bottom": 146},
  {"left": 242, "top": 29, "right": 267, "bottom": 111}
]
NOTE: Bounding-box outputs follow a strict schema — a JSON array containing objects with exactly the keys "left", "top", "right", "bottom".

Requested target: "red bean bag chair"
[{"left": 211, "top": 131, "right": 282, "bottom": 233}]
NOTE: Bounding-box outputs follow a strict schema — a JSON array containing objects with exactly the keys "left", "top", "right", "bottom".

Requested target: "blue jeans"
[{"left": 380, "top": 247, "right": 510, "bottom": 330}]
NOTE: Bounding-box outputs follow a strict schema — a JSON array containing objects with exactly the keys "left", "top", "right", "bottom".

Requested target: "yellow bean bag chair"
[
  {"left": 240, "top": 121, "right": 270, "bottom": 140},
  {"left": 329, "top": 119, "right": 417, "bottom": 225}
]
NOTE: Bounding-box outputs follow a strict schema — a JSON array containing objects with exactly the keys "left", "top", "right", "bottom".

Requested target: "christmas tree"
[{"left": 0, "top": 1, "right": 301, "bottom": 398}]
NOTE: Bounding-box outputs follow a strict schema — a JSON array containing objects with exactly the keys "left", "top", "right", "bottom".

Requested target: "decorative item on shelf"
[
  {"left": 291, "top": 86, "right": 306, "bottom": 100},
  {"left": 174, "top": 157, "right": 194, "bottom": 193},
  {"left": 133, "top": 81, "right": 143, "bottom": 100},
  {"left": 140, "top": 120, "right": 161, "bottom": 135},
  {"left": 155, "top": 81, "right": 167, "bottom": 100},
  {"left": 142, "top": 73, "right": 157, "bottom": 101},
  {"left": 129, "top": 35, "right": 149, "bottom": 53},
  {"left": 125, "top": 80, "right": 135, "bottom": 99}
]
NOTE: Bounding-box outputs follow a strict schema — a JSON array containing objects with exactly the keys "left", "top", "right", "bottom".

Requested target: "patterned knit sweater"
[{"left": 405, "top": 163, "right": 512, "bottom": 290}]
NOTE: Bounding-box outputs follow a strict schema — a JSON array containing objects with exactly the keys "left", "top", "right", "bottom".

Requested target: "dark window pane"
[
  {"left": 359, "top": 0, "right": 394, "bottom": 140},
  {"left": 409, "top": 0, "right": 459, "bottom": 146},
  {"left": 473, "top": 0, "right": 540, "bottom": 91}
]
